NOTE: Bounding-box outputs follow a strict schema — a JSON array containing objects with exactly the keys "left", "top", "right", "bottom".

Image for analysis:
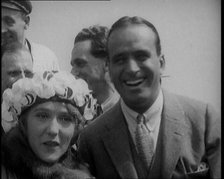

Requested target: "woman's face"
[{"left": 26, "top": 101, "right": 76, "bottom": 163}]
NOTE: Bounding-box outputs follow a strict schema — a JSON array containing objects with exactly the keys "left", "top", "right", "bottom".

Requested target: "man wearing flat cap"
[{"left": 1, "top": 0, "right": 60, "bottom": 73}]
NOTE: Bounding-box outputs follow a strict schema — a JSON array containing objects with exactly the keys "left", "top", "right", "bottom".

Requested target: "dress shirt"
[
  {"left": 25, "top": 39, "right": 60, "bottom": 73},
  {"left": 121, "top": 90, "right": 163, "bottom": 152}
]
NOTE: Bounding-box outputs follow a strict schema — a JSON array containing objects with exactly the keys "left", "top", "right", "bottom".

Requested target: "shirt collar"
[{"left": 121, "top": 89, "right": 163, "bottom": 131}]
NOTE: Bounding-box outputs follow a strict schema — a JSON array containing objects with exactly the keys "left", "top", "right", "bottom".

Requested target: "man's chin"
[
  {"left": 2, "top": 33, "right": 18, "bottom": 46},
  {"left": 1, "top": 38, "right": 16, "bottom": 47}
]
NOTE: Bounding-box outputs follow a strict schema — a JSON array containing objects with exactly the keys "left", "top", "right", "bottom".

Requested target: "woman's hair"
[{"left": 2, "top": 71, "right": 98, "bottom": 133}]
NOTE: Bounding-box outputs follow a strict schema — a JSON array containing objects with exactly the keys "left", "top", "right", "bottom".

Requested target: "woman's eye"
[
  {"left": 36, "top": 113, "right": 49, "bottom": 120},
  {"left": 59, "top": 115, "right": 73, "bottom": 123}
]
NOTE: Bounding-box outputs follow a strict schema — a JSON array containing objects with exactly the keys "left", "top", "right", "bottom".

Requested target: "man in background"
[
  {"left": 1, "top": 0, "right": 60, "bottom": 73},
  {"left": 1, "top": 42, "right": 33, "bottom": 134},
  {"left": 71, "top": 25, "right": 119, "bottom": 116}
]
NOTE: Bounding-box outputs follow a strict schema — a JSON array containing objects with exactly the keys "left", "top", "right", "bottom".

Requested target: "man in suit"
[{"left": 77, "top": 16, "right": 221, "bottom": 179}]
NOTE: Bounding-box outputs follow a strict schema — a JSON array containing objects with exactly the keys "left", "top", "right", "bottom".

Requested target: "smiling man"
[
  {"left": 1, "top": 42, "right": 33, "bottom": 135},
  {"left": 1, "top": 0, "right": 59, "bottom": 73},
  {"left": 1, "top": 42, "right": 33, "bottom": 97},
  {"left": 77, "top": 16, "right": 220, "bottom": 179},
  {"left": 71, "top": 25, "right": 119, "bottom": 117}
]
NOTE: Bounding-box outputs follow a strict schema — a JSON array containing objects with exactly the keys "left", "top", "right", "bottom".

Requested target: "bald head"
[{"left": 1, "top": 42, "right": 33, "bottom": 96}]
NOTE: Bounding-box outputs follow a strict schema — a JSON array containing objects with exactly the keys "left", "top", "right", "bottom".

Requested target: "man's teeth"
[{"left": 125, "top": 79, "right": 144, "bottom": 86}]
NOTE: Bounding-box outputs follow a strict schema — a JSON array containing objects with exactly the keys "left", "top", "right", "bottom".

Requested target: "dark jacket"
[
  {"left": 78, "top": 90, "right": 221, "bottom": 179},
  {"left": 1, "top": 127, "right": 93, "bottom": 179}
]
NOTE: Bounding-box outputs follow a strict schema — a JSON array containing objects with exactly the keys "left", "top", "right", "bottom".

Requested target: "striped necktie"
[
  {"left": 96, "top": 104, "right": 103, "bottom": 116},
  {"left": 135, "top": 114, "right": 154, "bottom": 169}
]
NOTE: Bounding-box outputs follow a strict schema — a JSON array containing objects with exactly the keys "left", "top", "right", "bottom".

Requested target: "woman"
[{"left": 1, "top": 71, "right": 97, "bottom": 179}]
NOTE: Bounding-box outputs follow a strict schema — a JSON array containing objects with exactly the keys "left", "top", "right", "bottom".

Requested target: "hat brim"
[{"left": 2, "top": 2, "right": 22, "bottom": 11}]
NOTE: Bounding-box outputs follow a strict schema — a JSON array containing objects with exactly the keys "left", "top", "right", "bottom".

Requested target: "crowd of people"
[{"left": 1, "top": 0, "right": 221, "bottom": 179}]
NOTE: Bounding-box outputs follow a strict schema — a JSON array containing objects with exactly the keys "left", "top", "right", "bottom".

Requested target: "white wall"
[{"left": 27, "top": 0, "right": 221, "bottom": 110}]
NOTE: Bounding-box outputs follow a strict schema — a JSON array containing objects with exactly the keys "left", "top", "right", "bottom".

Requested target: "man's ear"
[
  {"left": 24, "top": 16, "right": 30, "bottom": 30},
  {"left": 159, "top": 54, "right": 165, "bottom": 74}
]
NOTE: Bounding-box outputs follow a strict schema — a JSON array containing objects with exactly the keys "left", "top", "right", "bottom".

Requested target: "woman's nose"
[{"left": 46, "top": 118, "right": 60, "bottom": 137}]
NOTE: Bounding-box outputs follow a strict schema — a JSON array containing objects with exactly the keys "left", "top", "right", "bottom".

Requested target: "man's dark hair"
[
  {"left": 107, "top": 16, "right": 162, "bottom": 55},
  {"left": 74, "top": 25, "right": 109, "bottom": 59}
]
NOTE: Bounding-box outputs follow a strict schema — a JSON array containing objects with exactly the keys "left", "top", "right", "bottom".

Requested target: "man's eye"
[
  {"left": 25, "top": 71, "right": 34, "bottom": 78},
  {"left": 3, "top": 17, "right": 15, "bottom": 26},
  {"left": 135, "top": 53, "right": 150, "bottom": 61},
  {"left": 75, "top": 61, "right": 86, "bottom": 68},
  {"left": 112, "top": 56, "right": 125, "bottom": 64},
  {"left": 8, "top": 71, "right": 21, "bottom": 77},
  {"left": 137, "top": 55, "right": 147, "bottom": 61}
]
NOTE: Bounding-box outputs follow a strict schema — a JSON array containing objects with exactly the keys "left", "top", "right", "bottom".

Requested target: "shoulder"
[
  {"left": 79, "top": 101, "right": 121, "bottom": 140},
  {"left": 163, "top": 90, "right": 220, "bottom": 129},
  {"left": 29, "top": 41, "right": 57, "bottom": 58},
  {"left": 163, "top": 90, "right": 209, "bottom": 114},
  {"left": 1, "top": 165, "right": 17, "bottom": 179},
  {"left": 28, "top": 40, "right": 60, "bottom": 71},
  {"left": 1, "top": 128, "right": 25, "bottom": 178}
]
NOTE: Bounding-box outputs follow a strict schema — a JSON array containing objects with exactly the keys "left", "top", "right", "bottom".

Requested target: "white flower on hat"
[{"left": 2, "top": 71, "right": 98, "bottom": 132}]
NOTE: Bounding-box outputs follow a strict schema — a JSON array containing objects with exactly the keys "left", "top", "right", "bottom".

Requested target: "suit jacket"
[{"left": 77, "top": 90, "right": 221, "bottom": 179}]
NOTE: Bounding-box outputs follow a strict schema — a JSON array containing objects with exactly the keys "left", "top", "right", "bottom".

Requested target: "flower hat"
[{"left": 2, "top": 71, "right": 98, "bottom": 131}]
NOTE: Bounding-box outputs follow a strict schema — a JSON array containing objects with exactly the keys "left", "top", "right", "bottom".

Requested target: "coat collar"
[
  {"left": 101, "top": 101, "right": 138, "bottom": 179},
  {"left": 150, "top": 90, "right": 187, "bottom": 178},
  {"left": 101, "top": 90, "right": 187, "bottom": 179}
]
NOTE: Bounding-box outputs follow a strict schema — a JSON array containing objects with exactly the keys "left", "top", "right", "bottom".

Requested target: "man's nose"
[
  {"left": 14, "top": 71, "right": 25, "bottom": 83},
  {"left": 126, "top": 58, "right": 140, "bottom": 72},
  {"left": 71, "top": 67, "right": 80, "bottom": 77},
  {"left": 21, "top": 71, "right": 26, "bottom": 78},
  {"left": 1, "top": 22, "right": 8, "bottom": 33}
]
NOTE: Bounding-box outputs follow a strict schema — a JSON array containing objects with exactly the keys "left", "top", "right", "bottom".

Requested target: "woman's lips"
[{"left": 43, "top": 141, "right": 59, "bottom": 147}]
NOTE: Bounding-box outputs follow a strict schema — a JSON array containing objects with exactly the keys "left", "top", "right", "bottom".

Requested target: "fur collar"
[{"left": 2, "top": 127, "right": 91, "bottom": 179}]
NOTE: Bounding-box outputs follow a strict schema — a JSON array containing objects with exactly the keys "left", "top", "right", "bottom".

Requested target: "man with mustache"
[{"left": 2, "top": 0, "right": 59, "bottom": 73}]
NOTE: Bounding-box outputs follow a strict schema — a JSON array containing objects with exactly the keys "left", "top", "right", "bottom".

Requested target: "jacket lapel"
[
  {"left": 101, "top": 102, "right": 138, "bottom": 179},
  {"left": 149, "top": 90, "right": 187, "bottom": 179}
]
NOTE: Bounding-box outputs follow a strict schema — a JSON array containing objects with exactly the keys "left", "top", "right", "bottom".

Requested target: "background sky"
[{"left": 27, "top": 0, "right": 221, "bottom": 111}]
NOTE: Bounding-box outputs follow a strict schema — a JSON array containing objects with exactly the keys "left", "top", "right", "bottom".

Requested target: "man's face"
[
  {"left": 1, "top": 7, "right": 27, "bottom": 46},
  {"left": 1, "top": 50, "right": 33, "bottom": 95},
  {"left": 108, "top": 24, "right": 165, "bottom": 113},
  {"left": 71, "top": 40, "right": 106, "bottom": 93}
]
